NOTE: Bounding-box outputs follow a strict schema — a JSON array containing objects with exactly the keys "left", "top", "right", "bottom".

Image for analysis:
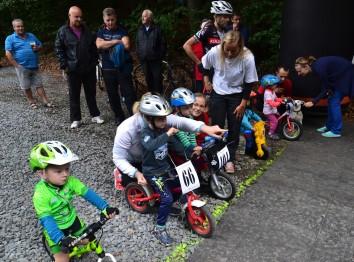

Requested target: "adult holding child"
[
  {"left": 96, "top": 7, "right": 136, "bottom": 125},
  {"left": 201, "top": 30, "right": 258, "bottom": 173},
  {"left": 295, "top": 56, "right": 354, "bottom": 138},
  {"left": 5, "top": 19, "right": 53, "bottom": 109},
  {"left": 113, "top": 93, "right": 226, "bottom": 187},
  {"left": 55, "top": 6, "right": 104, "bottom": 129}
]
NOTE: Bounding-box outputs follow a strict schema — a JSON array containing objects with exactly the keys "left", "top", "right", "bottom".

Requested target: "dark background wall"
[{"left": 280, "top": 0, "right": 354, "bottom": 97}]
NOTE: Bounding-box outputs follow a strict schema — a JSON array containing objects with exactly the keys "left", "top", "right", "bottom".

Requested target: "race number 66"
[{"left": 176, "top": 161, "right": 200, "bottom": 194}]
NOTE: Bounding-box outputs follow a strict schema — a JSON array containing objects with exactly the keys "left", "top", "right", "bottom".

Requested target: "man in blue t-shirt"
[
  {"left": 96, "top": 7, "right": 136, "bottom": 125},
  {"left": 5, "top": 19, "right": 52, "bottom": 109}
]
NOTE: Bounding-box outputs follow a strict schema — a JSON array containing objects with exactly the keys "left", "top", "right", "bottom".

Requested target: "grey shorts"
[{"left": 15, "top": 66, "right": 42, "bottom": 90}]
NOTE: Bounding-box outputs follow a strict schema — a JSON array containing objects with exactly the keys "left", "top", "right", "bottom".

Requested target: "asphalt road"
[{"left": 189, "top": 116, "right": 354, "bottom": 262}]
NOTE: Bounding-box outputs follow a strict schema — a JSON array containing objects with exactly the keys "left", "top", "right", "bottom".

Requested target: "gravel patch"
[{"left": 0, "top": 66, "right": 286, "bottom": 261}]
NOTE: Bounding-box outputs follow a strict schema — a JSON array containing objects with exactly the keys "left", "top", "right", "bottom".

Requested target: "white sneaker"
[
  {"left": 70, "top": 121, "right": 80, "bottom": 129},
  {"left": 92, "top": 116, "right": 104, "bottom": 124}
]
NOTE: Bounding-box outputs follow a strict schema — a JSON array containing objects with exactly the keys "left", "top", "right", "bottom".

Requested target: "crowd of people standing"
[{"left": 4, "top": 1, "right": 354, "bottom": 258}]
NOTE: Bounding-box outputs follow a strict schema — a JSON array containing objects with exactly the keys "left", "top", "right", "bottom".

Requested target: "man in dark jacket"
[
  {"left": 55, "top": 6, "right": 104, "bottom": 129},
  {"left": 136, "top": 9, "right": 166, "bottom": 94}
]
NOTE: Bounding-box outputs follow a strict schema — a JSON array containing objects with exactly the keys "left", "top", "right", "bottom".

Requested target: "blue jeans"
[
  {"left": 326, "top": 90, "right": 344, "bottom": 134},
  {"left": 145, "top": 174, "right": 180, "bottom": 226}
]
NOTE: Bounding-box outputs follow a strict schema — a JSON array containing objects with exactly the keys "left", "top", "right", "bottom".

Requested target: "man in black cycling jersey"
[{"left": 183, "top": 1, "right": 233, "bottom": 67}]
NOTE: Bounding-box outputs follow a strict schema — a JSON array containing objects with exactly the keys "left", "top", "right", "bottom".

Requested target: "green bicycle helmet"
[{"left": 29, "top": 141, "right": 79, "bottom": 171}]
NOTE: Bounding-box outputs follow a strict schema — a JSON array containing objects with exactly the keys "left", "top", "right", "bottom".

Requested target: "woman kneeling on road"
[
  {"left": 201, "top": 30, "right": 258, "bottom": 173},
  {"left": 112, "top": 93, "right": 226, "bottom": 187}
]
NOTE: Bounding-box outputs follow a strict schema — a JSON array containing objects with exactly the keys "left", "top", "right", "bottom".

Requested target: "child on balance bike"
[
  {"left": 29, "top": 141, "right": 118, "bottom": 262},
  {"left": 139, "top": 94, "right": 182, "bottom": 246}
]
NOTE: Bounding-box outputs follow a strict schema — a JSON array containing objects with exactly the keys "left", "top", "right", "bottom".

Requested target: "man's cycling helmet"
[
  {"left": 171, "top": 87, "right": 195, "bottom": 107},
  {"left": 29, "top": 141, "right": 79, "bottom": 171},
  {"left": 210, "top": 1, "right": 233, "bottom": 15},
  {"left": 260, "top": 74, "right": 281, "bottom": 87},
  {"left": 139, "top": 94, "right": 172, "bottom": 116}
]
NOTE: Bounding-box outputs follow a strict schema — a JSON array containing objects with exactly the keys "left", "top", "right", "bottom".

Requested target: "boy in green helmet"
[{"left": 29, "top": 141, "right": 118, "bottom": 262}]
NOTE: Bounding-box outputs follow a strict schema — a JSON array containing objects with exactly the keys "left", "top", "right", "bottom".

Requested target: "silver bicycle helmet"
[
  {"left": 210, "top": 1, "right": 233, "bottom": 15},
  {"left": 139, "top": 94, "right": 172, "bottom": 116},
  {"left": 170, "top": 87, "right": 195, "bottom": 107}
]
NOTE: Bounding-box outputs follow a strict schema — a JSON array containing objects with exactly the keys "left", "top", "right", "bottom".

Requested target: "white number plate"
[
  {"left": 216, "top": 146, "right": 230, "bottom": 168},
  {"left": 176, "top": 160, "right": 200, "bottom": 194}
]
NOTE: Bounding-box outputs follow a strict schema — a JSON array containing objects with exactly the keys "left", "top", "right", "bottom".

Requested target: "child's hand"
[
  {"left": 101, "top": 207, "right": 119, "bottom": 220},
  {"left": 60, "top": 236, "right": 77, "bottom": 253},
  {"left": 192, "top": 146, "right": 202, "bottom": 156},
  {"left": 167, "top": 127, "right": 179, "bottom": 136}
]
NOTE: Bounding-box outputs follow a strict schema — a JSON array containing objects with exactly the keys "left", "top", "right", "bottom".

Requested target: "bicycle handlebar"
[{"left": 65, "top": 216, "right": 109, "bottom": 250}]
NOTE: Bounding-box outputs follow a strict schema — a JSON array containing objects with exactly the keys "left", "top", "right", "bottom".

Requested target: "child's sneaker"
[
  {"left": 152, "top": 226, "right": 174, "bottom": 246},
  {"left": 316, "top": 126, "right": 328, "bottom": 133}
]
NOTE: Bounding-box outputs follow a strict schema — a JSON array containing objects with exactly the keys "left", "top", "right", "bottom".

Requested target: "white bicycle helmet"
[
  {"left": 170, "top": 87, "right": 195, "bottom": 107},
  {"left": 210, "top": 1, "right": 233, "bottom": 15},
  {"left": 139, "top": 94, "right": 172, "bottom": 116},
  {"left": 29, "top": 141, "right": 79, "bottom": 171}
]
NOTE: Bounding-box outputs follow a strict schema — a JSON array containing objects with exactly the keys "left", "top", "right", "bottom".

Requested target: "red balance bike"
[{"left": 114, "top": 162, "right": 215, "bottom": 238}]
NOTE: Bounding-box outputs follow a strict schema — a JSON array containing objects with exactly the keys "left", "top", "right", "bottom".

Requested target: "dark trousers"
[
  {"left": 67, "top": 69, "right": 100, "bottom": 121},
  {"left": 210, "top": 91, "right": 243, "bottom": 161},
  {"left": 142, "top": 60, "right": 163, "bottom": 94},
  {"left": 102, "top": 69, "right": 136, "bottom": 119},
  {"left": 145, "top": 174, "right": 180, "bottom": 226}
]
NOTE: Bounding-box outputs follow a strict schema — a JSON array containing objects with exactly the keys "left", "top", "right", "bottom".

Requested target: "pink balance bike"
[{"left": 275, "top": 98, "right": 304, "bottom": 141}]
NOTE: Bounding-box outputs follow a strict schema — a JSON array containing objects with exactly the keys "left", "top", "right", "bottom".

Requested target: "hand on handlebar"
[
  {"left": 136, "top": 171, "right": 148, "bottom": 185},
  {"left": 100, "top": 207, "right": 119, "bottom": 220},
  {"left": 60, "top": 236, "right": 77, "bottom": 253},
  {"left": 191, "top": 146, "right": 202, "bottom": 157},
  {"left": 167, "top": 127, "right": 179, "bottom": 136},
  {"left": 304, "top": 101, "right": 314, "bottom": 108}
]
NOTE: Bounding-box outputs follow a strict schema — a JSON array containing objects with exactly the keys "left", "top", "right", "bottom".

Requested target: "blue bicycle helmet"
[
  {"left": 260, "top": 74, "right": 280, "bottom": 87},
  {"left": 170, "top": 87, "right": 195, "bottom": 107}
]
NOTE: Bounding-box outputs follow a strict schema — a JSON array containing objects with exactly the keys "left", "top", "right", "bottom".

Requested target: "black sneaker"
[{"left": 152, "top": 227, "right": 174, "bottom": 246}]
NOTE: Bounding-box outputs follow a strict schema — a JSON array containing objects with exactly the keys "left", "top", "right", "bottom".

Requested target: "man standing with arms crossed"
[
  {"left": 5, "top": 19, "right": 52, "bottom": 109},
  {"left": 55, "top": 6, "right": 104, "bottom": 129}
]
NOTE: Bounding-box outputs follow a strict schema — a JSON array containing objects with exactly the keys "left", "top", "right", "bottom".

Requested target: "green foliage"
[
  {"left": 165, "top": 239, "right": 200, "bottom": 262},
  {"left": 232, "top": 0, "right": 283, "bottom": 74},
  {"left": 212, "top": 201, "right": 229, "bottom": 221}
]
